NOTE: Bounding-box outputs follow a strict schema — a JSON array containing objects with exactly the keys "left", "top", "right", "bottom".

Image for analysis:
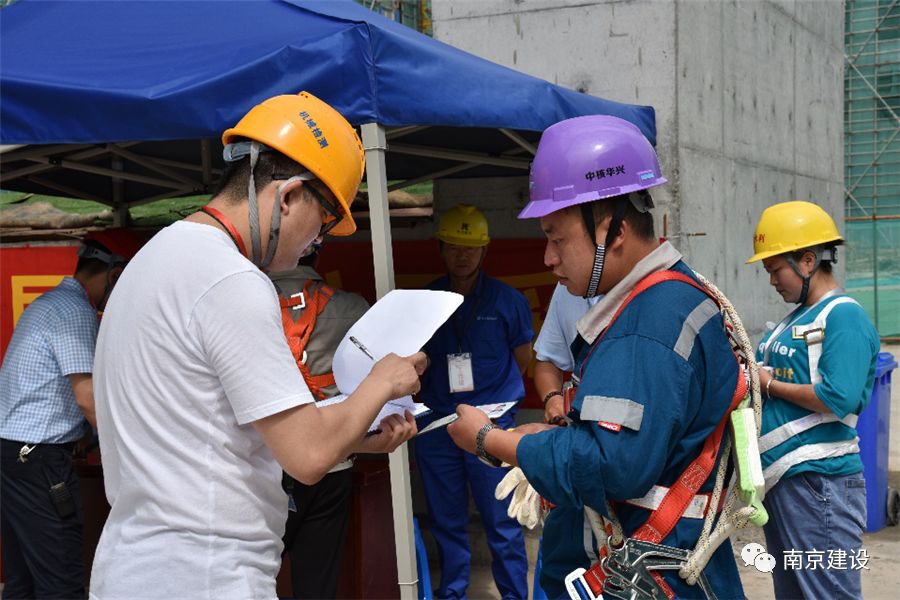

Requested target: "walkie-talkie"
[{"left": 49, "top": 482, "right": 76, "bottom": 518}]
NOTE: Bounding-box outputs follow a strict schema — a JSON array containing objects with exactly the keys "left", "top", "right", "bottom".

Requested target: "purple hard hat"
[{"left": 518, "top": 115, "right": 667, "bottom": 219}]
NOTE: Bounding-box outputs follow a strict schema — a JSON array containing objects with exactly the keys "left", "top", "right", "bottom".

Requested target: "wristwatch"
[{"left": 475, "top": 423, "right": 502, "bottom": 468}]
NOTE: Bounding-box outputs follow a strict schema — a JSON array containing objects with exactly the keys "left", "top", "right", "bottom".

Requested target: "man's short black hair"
[
  {"left": 213, "top": 147, "right": 308, "bottom": 204},
  {"left": 590, "top": 193, "right": 656, "bottom": 241}
]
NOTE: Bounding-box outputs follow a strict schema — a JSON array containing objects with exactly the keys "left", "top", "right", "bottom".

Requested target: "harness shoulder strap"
[
  {"left": 279, "top": 280, "right": 336, "bottom": 400},
  {"left": 793, "top": 296, "right": 859, "bottom": 385},
  {"left": 578, "top": 270, "right": 713, "bottom": 379}
]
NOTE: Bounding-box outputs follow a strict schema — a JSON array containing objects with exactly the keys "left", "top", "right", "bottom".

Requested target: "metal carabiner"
[{"left": 17, "top": 443, "right": 35, "bottom": 463}]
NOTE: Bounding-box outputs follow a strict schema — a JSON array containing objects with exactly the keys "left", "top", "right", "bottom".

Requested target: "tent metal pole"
[
  {"left": 361, "top": 122, "right": 419, "bottom": 600},
  {"left": 28, "top": 176, "right": 110, "bottom": 204},
  {"left": 111, "top": 156, "right": 129, "bottom": 226},
  {"left": 106, "top": 144, "right": 199, "bottom": 188},
  {"left": 388, "top": 162, "right": 480, "bottom": 192},
  {"left": 498, "top": 128, "right": 537, "bottom": 155},
  {"left": 388, "top": 142, "right": 531, "bottom": 169}
]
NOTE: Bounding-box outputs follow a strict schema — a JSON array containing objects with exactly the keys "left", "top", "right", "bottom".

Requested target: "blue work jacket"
[
  {"left": 518, "top": 262, "right": 745, "bottom": 599},
  {"left": 419, "top": 271, "right": 533, "bottom": 415}
]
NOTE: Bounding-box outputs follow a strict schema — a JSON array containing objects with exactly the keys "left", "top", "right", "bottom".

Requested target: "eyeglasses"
[{"left": 273, "top": 173, "right": 344, "bottom": 236}]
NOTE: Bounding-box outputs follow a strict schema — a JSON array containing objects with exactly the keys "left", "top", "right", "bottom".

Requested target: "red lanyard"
[{"left": 200, "top": 206, "right": 248, "bottom": 258}]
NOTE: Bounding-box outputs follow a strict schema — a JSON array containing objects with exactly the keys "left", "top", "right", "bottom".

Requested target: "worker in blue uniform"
[
  {"left": 416, "top": 203, "right": 533, "bottom": 599},
  {"left": 748, "top": 200, "right": 879, "bottom": 600},
  {"left": 447, "top": 116, "right": 744, "bottom": 600}
]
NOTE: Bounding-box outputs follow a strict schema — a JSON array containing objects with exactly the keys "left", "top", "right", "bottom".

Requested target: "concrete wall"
[{"left": 430, "top": 0, "right": 845, "bottom": 339}]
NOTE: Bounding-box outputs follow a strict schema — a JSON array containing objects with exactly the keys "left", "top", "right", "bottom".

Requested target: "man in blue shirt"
[
  {"left": 0, "top": 229, "right": 140, "bottom": 598},
  {"left": 0, "top": 229, "right": 141, "bottom": 599},
  {"left": 416, "top": 204, "right": 533, "bottom": 599},
  {"left": 535, "top": 283, "right": 601, "bottom": 425},
  {"left": 447, "top": 117, "right": 744, "bottom": 600}
]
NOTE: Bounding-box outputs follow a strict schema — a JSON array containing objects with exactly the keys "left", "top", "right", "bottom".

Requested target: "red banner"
[
  {"left": 0, "top": 244, "right": 79, "bottom": 357},
  {"left": 1, "top": 239, "right": 558, "bottom": 408}
]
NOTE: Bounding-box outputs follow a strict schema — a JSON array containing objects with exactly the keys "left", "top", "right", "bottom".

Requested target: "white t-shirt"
[{"left": 90, "top": 221, "right": 313, "bottom": 599}]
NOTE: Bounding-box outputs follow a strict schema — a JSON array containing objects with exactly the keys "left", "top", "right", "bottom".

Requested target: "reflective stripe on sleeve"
[
  {"left": 581, "top": 396, "right": 644, "bottom": 431},
  {"left": 673, "top": 298, "right": 720, "bottom": 361}
]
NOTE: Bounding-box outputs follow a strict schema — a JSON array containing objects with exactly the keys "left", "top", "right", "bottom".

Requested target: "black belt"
[{"left": 1, "top": 438, "right": 76, "bottom": 452}]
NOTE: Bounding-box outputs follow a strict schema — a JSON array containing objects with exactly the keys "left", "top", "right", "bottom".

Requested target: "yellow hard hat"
[
  {"left": 746, "top": 200, "right": 843, "bottom": 263},
  {"left": 222, "top": 92, "right": 365, "bottom": 236},
  {"left": 436, "top": 204, "right": 490, "bottom": 247}
]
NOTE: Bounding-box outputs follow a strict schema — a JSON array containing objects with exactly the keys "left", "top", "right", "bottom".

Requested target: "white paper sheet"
[
  {"left": 326, "top": 289, "right": 463, "bottom": 432},
  {"left": 317, "top": 394, "right": 432, "bottom": 433},
  {"left": 416, "top": 400, "right": 519, "bottom": 436},
  {"left": 332, "top": 289, "right": 463, "bottom": 395}
]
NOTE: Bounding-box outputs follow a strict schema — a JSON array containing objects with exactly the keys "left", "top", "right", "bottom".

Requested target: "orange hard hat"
[{"left": 222, "top": 92, "right": 365, "bottom": 237}]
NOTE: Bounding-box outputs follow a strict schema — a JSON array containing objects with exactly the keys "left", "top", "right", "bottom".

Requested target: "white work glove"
[{"left": 495, "top": 467, "right": 545, "bottom": 530}]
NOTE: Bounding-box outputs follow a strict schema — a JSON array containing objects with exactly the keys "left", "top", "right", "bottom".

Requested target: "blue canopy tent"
[
  {"left": 0, "top": 0, "right": 656, "bottom": 201},
  {"left": 1, "top": 1, "right": 657, "bottom": 595}
]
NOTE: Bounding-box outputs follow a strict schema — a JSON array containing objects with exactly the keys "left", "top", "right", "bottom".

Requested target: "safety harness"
[
  {"left": 279, "top": 279, "right": 336, "bottom": 400},
  {"left": 564, "top": 270, "right": 764, "bottom": 600}
]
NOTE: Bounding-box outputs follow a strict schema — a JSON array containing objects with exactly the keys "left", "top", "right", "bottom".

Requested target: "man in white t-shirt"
[{"left": 90, "top": 92, "right": 426, "bottom": 599}]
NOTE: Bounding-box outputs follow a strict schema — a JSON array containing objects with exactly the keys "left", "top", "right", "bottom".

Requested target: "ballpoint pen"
[{"left": 349, "top": 336, "right": 376, "bottom": 361}]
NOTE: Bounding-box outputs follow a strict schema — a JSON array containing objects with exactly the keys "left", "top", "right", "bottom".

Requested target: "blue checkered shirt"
[{"left": 0, "top": 277, "right": 98, "bottom": 443}]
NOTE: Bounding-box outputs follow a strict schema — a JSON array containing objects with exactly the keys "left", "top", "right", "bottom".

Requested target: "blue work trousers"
[
  {"left": 415, "top": 413, "right": 528, "bottom": 600},
  {"left": 763, "top": 471, "right": 867, "bottom": 600}
]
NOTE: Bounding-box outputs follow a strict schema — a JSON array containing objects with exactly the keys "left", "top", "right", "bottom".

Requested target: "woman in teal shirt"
[{"left": 748, "top": 200, "right": 879, "bottom": 599}]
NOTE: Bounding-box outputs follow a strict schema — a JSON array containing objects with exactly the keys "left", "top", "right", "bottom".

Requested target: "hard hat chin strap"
[
  {"left": 585, "top": 245, "right": 606, "bottom": 298},
  {"left": 246, "top": 143, "right": 301, "bottom": 271},
  {"left": 785, "top": 246, "right": 837, "bottom": 305},
  {"left": 247, "top": 142, "right": 264, "bottom": 267},
  {"left": 581, "top": 197, "right": 628, "bottom": 298}
]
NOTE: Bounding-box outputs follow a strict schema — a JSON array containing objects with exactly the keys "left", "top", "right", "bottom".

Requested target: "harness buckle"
[
  {"left": 564, "top": 567, "right": 604, "bottom": 600},
  {"left": 289, "top": 291, "right": 306, "bottom": 311},
  {"left": 801, "top": 326, "right": 824, "bottom": 345}
]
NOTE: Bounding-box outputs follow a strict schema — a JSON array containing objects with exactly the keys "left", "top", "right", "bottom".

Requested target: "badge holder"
[{"left": 448, "top": 352, "right": 474, "bottom": 393}]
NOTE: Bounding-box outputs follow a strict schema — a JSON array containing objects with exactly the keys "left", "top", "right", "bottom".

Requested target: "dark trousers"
[
  {"left": 0, "top": 439, "right": 84, "bottom": 600},
  {"left": 282, "top": 468, "right": 353, "bottom": 600}
]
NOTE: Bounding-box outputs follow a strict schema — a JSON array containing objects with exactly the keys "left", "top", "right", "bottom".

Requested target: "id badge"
[{"left": 448, "top": 352, "right": 475, "bottom": 393}]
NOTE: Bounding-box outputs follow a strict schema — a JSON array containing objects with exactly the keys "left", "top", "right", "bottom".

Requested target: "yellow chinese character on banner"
[{"left": 11, "top": 275, "right": 65, "bottom": 325}]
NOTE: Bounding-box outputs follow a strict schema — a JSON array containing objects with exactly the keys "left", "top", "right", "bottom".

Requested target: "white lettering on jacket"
[{"left": 764, "top": 339, "right": 797, "bottom": 358}]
